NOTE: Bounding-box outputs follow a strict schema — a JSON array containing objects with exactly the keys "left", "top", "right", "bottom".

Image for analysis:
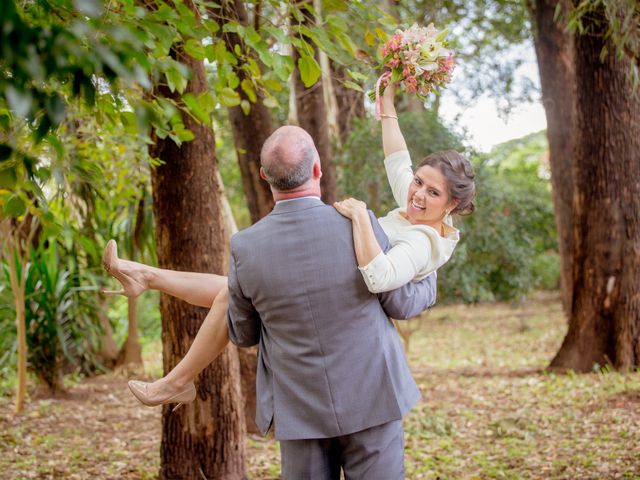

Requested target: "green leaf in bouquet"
[{"left": 436, "top": 28, "right": 449, "bottom": 43}]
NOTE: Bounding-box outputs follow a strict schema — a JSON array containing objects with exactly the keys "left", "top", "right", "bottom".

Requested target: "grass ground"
[{"left": 1, "top": 292, "right": 639, "bottom": 479}]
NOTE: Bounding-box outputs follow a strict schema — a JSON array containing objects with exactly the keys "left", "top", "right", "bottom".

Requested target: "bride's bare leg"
[
  {"left": 106, "top": 240, "right": 232, "bottom": 407},
  {"left": 143, "top": 266, "right": 226, "bottom": 308},
  {"left": 103, "top": 239, "right": 225, "bottom": 307},
  {"left": 163, "top": 287, "right": 230, "bottom": 387},
  {"left": 128, "top": 288, "right": 230, "bottom": 405}
]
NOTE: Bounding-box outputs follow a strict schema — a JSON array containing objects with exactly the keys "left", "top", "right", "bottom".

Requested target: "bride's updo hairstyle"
[{"left": 418, "top": 150, "right": 476, "bottom": 215}]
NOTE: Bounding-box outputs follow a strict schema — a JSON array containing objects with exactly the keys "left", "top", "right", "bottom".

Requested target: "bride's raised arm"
[
  {"left": 380, "top": 82, "right": 407, "bottom": 156},
  {"left": 380, "top": 83, "right": 414, "bottom": 210}
]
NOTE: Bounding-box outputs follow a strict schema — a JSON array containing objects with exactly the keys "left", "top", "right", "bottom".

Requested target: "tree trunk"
[
  {"left": 149, "top": 2, "right": 246, "bottom": 477},
  {"left": 550, "top": 5, "right": 640, "bottom": 372},
  {"left": 330, "top": 61, "right": 366, "bottom": 145},
  {"left": 2, "top": 219, "right": 38, "bottom": 413},
  {"left": 116, "top": 297, "right": 143, "bottom": 367},
  {"left": 7, "top": 238, "right": 27, "bottom": 414},
  {"left": 216, "top": 0, "right": 275, "bottom": 224},
  {"left": 97, "top": 306, "right": 118, "bottom": 369},
  {"left": 291, "top": 2, "right": 337, "bottom": 204},
  {"left": 528, "top": 0, "right": 575, "bottom": 315}
]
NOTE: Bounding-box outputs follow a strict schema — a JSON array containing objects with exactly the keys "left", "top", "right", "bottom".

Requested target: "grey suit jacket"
[{"left": 227, "top": 197, "right": 436, "bottom": 440}]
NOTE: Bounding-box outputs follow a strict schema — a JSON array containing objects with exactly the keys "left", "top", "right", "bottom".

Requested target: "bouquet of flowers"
[{"left": 370, "top": 23, "right": 455, "bottom": 115}]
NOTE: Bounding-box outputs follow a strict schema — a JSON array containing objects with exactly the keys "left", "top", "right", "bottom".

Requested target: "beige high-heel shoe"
[
  {"left": 128, "top": 380, "right": 196, "bottom": 412},
  {"left": 102, "top": 239, "right": 147, "bottom": 298}
]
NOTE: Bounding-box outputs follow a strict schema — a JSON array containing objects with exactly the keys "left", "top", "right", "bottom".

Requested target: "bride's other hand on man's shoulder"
[{"left": 333, "top": 198, "right": 369, "bottom": 221}]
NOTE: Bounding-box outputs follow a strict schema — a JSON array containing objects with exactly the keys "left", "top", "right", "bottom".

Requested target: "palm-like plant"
[{"left": 24, "top": 244, "right": 102, "bottom": 392}]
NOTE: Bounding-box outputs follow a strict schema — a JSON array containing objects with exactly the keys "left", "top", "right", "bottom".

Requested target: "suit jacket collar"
[{"left": 271, "top": 196, "right": 324, "bottom": 215}]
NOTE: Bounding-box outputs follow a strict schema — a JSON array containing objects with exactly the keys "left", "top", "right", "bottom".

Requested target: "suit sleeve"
[
  {"left": 369, "top": 211, "right": 437, "bottom": 319},
  {"left": 227, "top": 241, "right": 262, "bottom": 347}
]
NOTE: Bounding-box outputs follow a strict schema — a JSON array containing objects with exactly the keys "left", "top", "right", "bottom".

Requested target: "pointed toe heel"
[
  {"left": 128, "top": 380, "right": 196, "bottom": 409},
  {"left": 102, "top": 240, "right": 146, "bottom": 298}
]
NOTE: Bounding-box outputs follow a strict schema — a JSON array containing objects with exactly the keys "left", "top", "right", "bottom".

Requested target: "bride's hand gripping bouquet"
[{"left": 370, "top": 23, "right": 455, "bottom": 118}]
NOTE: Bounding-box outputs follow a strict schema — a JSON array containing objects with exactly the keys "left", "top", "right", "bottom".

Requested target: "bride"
[{"left": 104, "top": 83, "right": 475, "bottom": 408}]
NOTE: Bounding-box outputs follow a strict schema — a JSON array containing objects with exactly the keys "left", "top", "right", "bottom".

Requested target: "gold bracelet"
[{"left": 380, "top": 114, "right": 398, "bottom": 119}]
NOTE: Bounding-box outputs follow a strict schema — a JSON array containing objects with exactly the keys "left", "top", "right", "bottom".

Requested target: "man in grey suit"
[{"left": 227, "top": 126, "right": 437, "bottom": 479}]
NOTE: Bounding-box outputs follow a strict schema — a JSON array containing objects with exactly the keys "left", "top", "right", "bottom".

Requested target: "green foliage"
[
  {"left": 1, "top": 243, "right": 103, "bottom": 391},
  {"left": 108, "top": 292, "right": 161, "bottom": 346},
  {"left": 438, "top": 131, "right": 558, "bottom": 303},
  {"left": 0, "top": 267, "right": 17, "bottom": 382},
  {"left": 0, "top": 0, "right": 149, "bottom": 152}
]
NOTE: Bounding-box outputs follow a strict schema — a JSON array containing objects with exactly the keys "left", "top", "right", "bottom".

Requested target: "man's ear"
[
  {"left": 313, "top": 161, "right": 322, "bottom": 179},
  {"left": 259, "top": 167, "right": 268, "bottom": 181}
]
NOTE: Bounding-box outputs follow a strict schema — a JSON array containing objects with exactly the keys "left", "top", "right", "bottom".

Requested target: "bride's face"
[{"left": 405, "top": 165, "right": 452, "bottom": 226}]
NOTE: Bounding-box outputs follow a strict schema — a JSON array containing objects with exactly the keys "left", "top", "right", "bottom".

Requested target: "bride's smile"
[{"left": 405, "top": 164, "right": 454, "bottom": 228}]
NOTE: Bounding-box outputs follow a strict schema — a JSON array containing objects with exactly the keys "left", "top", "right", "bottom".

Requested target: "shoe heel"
[{"left": 172, "top": 402, "right": 184, "bottom": 413}]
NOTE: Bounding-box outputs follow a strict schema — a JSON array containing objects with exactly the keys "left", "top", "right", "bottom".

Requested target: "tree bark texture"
[
  {"left": 216, "top": 0, "right": 274, "bottom": 224},
  {"left": 149, "top": 2, "right": 246, "bottom": 477},
  {"left": 550, "top": 5, "right": 640, "bottom": 372},
  {"left": 330, "top": 60, "right": 366, "bottom": 145},
  {"left": 528, "top": 0, "right": 575, "bottom": 315},
  {"left": 291, "top": 2, "right": 337, "bottom": 204}
]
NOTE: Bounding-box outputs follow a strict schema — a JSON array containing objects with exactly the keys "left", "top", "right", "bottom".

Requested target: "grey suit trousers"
[{"left": 279, "top": 419, "right": 404, "bottom": 480}]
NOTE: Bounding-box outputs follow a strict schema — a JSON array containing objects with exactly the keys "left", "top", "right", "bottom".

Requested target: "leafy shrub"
[
  {"left": 438, "top": 132, "right": 558, "bottom": 303},
  {"left": 1, "top": 243, "right": 104, "bottom": 392}
]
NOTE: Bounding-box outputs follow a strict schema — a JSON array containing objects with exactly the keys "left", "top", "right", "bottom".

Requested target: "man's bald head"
[{"left": 260, "top": 126, "right": 318, "bottom": 191}]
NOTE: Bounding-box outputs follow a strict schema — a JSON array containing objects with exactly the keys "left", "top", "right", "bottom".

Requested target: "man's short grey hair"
[{"left": 260, "top": 130, "right": 316, "bottom": 190}]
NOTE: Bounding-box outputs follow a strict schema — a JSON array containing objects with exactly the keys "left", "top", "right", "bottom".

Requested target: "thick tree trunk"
[
  {"left": 528, "top": 0, "right": 575, "bottom": 315},
  {"left": 149, "top": 3, "right": 246, "bottom": 477},
  {"left": 550, "top": 5, "right": 640, "bottom": 372},
  {"left": 291, "top": 2, "right": 337, "bottom": 204}
]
